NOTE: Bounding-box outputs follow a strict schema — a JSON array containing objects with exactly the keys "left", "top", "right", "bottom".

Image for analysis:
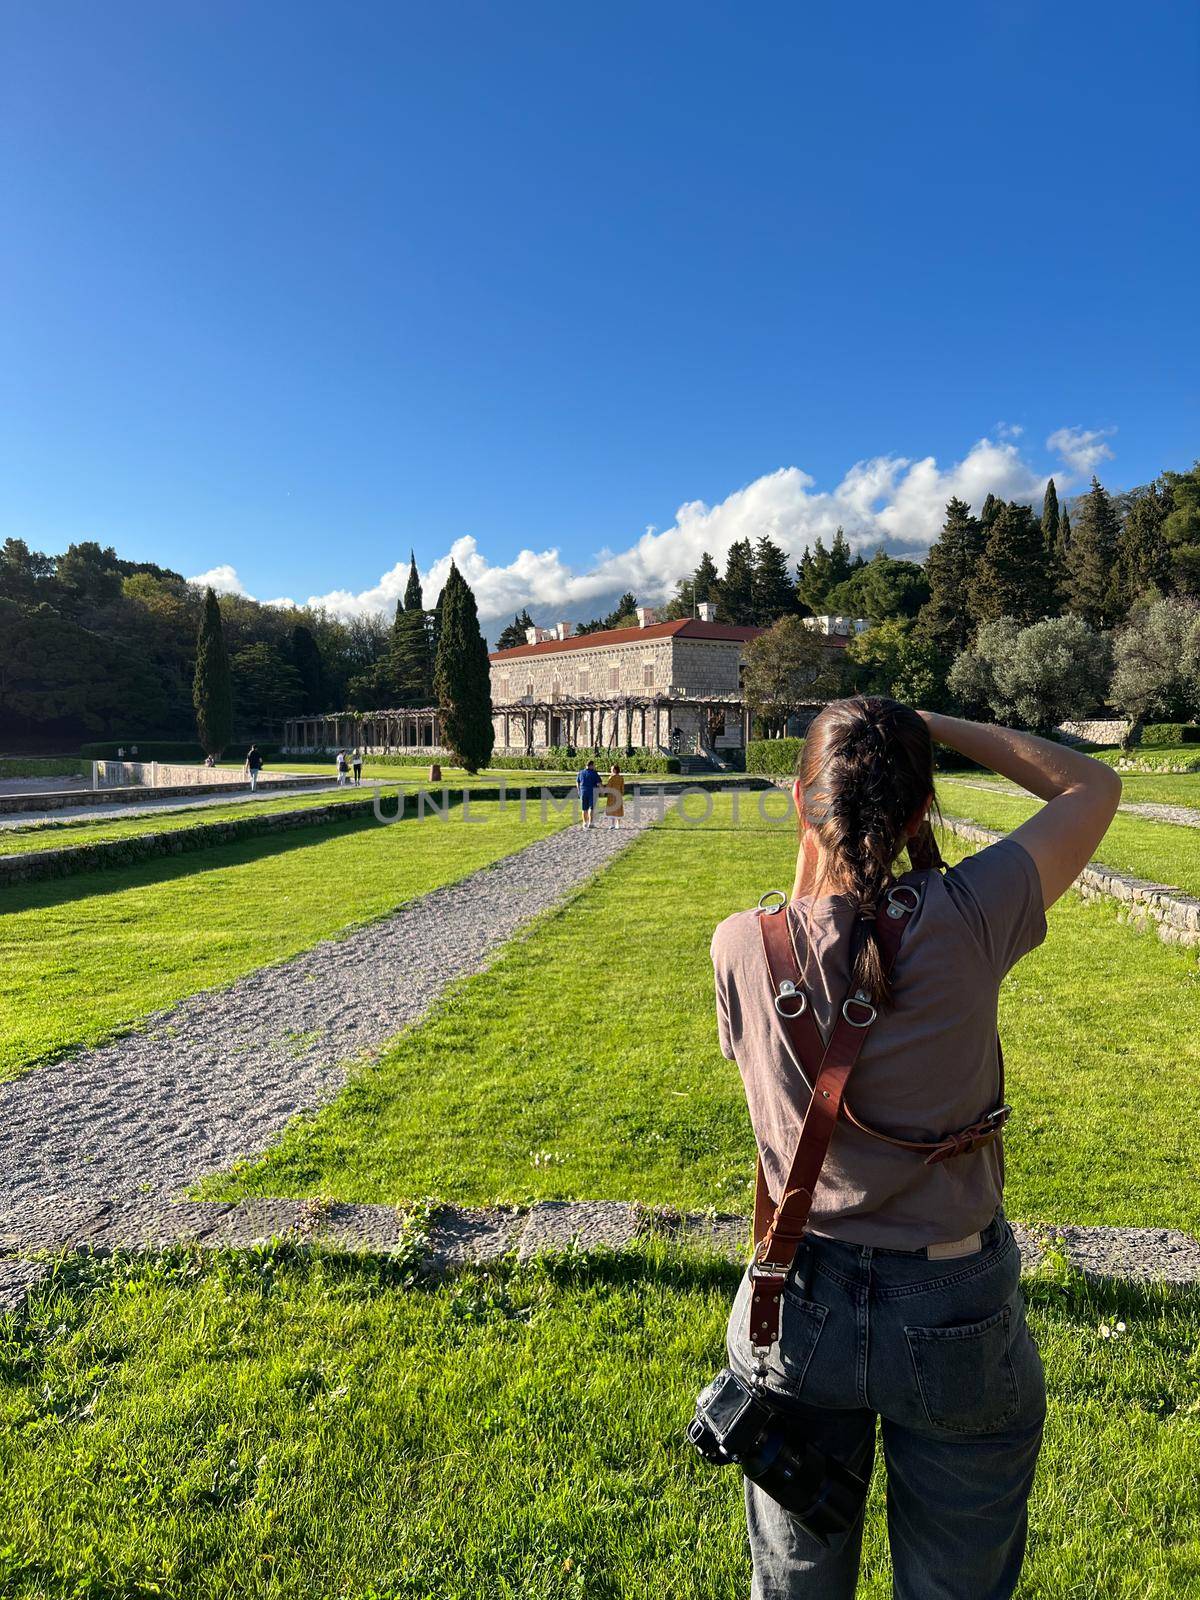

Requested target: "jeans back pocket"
[{"left": 905, "top": 1305, "right": 1019, "bottom": 1435}]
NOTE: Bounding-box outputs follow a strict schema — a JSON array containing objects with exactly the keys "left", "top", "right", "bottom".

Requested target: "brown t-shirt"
[{"left": 710, "top": 836, "right": 1047, "bottom": 1249}]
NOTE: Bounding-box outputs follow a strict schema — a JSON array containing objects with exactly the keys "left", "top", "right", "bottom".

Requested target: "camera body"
[{"left": 687, "top": 1366, "right": 867, "bottom": 1546}]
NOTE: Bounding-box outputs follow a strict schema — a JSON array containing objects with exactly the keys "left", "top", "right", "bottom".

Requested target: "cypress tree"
[
  {"left": 751, "top": 534, "right": 797, "bottom": 624},
  {"left": 433, "top": 562, "right": 494, "bottom": 773},
  {"left": 290, "top": 622, "right": 325, "bottom": 714},
  {"left": 193, "top": 587, "right": 233, "bottom": 757},
  {"left": 980, "top": 493, "right": 1001, "bottom": 530},
  {"left": 1042, "top": 478, "right": 1060, "bottom": 556},
  {"left": 917, "top": 497, "right": 984, "bottom": 656},
  {"left": 392, "top": 552, "right": 433, "bottom": 701},
  {"left": 969, "top": 502, "right": 1056, "bottom": 626},
  {"left": 720, "top": 539, "right": 756, "bottom": 625},
  {"left": 1058, "top": 506, "right": 1071, "bottom": 560},
  {"left": 1067, "top": 477, "right": 1122, "bottom": 629}
]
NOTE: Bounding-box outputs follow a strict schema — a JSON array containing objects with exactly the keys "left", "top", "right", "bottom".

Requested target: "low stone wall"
[
  {"left": 0, "top": 774, "right": 326, "bottom": 815},
  {"left": 1055, "top": 719, "right": 1130, "bottom": 747},
  {"left": 943, "top": 815, "right": 1200, "bottom": 951},
  {"left": 95, "top": 759, "right": 308, "bottom": 788}
]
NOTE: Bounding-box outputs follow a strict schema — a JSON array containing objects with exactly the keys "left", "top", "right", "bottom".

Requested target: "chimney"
[
  {"left": 525, "top": 626, "right": 539, "bottom": 645},
  {"left": 555, "top": 621, "right": 573, "bottom": 640},
  {"left": 696, "top": 601, "right": 717, "bottom": 623},
  {"left": 636, "top": 606, "right": 657, "bottom": 629}
]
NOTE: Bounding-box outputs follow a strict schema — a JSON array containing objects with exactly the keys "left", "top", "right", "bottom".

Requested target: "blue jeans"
[{"left": 725, "top": 1210, "right": 1045, "bottom": 1600}]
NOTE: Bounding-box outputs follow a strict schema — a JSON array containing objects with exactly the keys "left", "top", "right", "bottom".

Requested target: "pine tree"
[
  {"left": 1042, "top": 479, "right": 1060, "bottom": 556},
  {"left": 290, "top": 622, "right": 324, "bottom": 714},
  {"left": 829, "top": 528, "right": 856, "bottom": 589},
  {"left": 750, "top": 534, "right": 796, "bottom": 624},
  {"left": 1067, "top": 477, "right": 1123, "bottom": 629},
  {"left": 433, "top": 563, "right": 494, "bottom": 773},
  {"left": 720, "top": 539, "right": 756, "bottom": 625},
  {"left": 1162, "top": 463, "right": 1200, "bottom": 597},
  {"left": 193, "top": 587, "right": 233, "bottom": 757},
  {"left": 495, "top": 608, "right": 535, "bottom": 650},
  {"left": 1115, "top": 484, "right": 1172, "bottom": 613},
  {"left": 693, "top": 551, "right": 721, "bottom": 606},
  {"left": 969, "top": 502, "right": 1056, "bottom": 626},
  {"left": 916, "top": 498, "right": 984, "bottom": 656}
]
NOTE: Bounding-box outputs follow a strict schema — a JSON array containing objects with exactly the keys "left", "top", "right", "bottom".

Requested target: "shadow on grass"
[{"left": 0, "top": 808, "right": 395, "bottom": 913}]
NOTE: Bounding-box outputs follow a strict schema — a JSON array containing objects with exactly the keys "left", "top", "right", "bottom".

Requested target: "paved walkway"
[
  {"left": 0, "top": 817, "right": 650, "bottom": 1207},
  {"left": 0, "top": 780, "right": 340, "bottom": 830}
]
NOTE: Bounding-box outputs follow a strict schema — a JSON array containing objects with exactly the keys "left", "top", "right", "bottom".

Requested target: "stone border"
[
  {"left": 3, "top": 1196, "right": 1198, "bottom": 1315},
  {"left": 943, "top": 815, "right": 1200, "bottom": 950},
  {"left": 0, "top": 774, "right": 328, "bottom": 815}
]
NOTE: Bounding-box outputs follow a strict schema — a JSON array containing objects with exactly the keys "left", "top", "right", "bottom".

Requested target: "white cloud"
[
  {"left": 186, "top": 563, "right": 251, "bottom": 597},
  {"left": 194, "top": 431, "right": 1098, "bottom": 630},
  {"left": 1047, "top": 425, "right": 1116, "bottom": 475}
]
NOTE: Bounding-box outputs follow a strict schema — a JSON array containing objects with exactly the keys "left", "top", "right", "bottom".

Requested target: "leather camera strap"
[
  {"left": 761, "top": 885, "right": 1009, "bottom": 1169},
  {"left": 746, "top": 895, "right": 911, "bottom": 1353}
]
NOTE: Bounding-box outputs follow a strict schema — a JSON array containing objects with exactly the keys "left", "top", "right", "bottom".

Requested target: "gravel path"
[
  {"left": 944, "top": 776, "right": 1200, "bottom": 831},
  {"left": 0, "top": 816, "right": 650, "bottom": 1207}
]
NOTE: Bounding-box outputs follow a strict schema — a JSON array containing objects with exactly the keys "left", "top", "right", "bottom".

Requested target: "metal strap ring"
[
  {"left": 842, "top": 995, "right": 878, "bottom": 1028},
  {"left": 774, "top": 982, "right": 808, "bottom": 1019},
  {"left": 757, "top": 889, "right": 788, "bottom": 915},
  {"left": 885, "top": 884, "right": 921, "bottom": 919}
]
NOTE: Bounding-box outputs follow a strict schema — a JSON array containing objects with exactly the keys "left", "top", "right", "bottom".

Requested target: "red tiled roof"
[{"left": 489, "top": 618, "right": 762, "bottom": 661}]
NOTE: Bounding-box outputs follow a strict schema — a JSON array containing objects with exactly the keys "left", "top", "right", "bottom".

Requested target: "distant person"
[
  {"left": 605, "top": 763, "right": 625, "bottom": 830},
  {"left": 352, "top": 747, "right": 363, "bottom": 786},
  {"left": 244, "top": 744, "right": 263, "bottom": 791},
  {"left": 576, "top": 758, "right": 601, "bottom": 829},
  {"left": 336, "top": 749, "right": 349, "bottom": 786},
  {"left": 204, "top": 754, "right": 215, "bottom": 768}
]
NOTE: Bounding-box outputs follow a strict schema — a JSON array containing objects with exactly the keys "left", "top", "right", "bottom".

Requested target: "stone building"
[
  {"left": 488, "top": 605, "right": 760, "bottom": 756},
  {"left": 281, "top": 604, "right": 858, "bottom": 759}
]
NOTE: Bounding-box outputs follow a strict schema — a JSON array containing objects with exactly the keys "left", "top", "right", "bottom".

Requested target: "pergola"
[
  {"left": 490, "top": 693, "right": 752, "bottom": 755},
  {"left": 283, "top": 707, "right": 443, "bottom": 753}
]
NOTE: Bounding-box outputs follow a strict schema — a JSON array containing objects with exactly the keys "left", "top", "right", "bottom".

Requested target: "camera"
[{"left": 687, "top": 1366, "right": 868, "bottom": 1546}]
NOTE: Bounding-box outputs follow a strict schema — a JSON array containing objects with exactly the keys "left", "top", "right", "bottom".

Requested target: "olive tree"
[
  {"left": 1110, "top": 597, "right": 1200, "bottom": 727},
  {"left": 948, "top": 615, "right": 1111, "bottom": 733}
]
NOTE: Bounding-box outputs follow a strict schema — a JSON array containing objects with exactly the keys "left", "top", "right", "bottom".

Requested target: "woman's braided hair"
[{"left": 798, "top": 695, "right": 943, "bottom": 1009}]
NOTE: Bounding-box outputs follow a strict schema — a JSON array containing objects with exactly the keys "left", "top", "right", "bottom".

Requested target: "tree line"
[{"left": 0, "top": 542, "right": 452, "bottom": 746}]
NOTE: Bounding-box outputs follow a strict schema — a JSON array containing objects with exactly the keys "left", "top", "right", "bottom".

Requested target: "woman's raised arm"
[{"left": 920, "top": 711, "right": 1122, "bottom": 911}]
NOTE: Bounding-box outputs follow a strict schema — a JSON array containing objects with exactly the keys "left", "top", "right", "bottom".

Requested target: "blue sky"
[{"left": 2, "top": 0, "right": 1197, "bottom": 626}]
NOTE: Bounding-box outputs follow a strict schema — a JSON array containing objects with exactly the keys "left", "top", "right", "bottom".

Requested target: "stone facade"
[{"left": 488, "top": 619, "right": 758, "bottom": 754}]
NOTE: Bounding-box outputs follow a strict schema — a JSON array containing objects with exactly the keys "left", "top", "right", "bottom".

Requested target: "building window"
[
  {"left": 500, "top": 676, "right": 510, "bottom": 699},
  {"left": 578, "top": 670, "right": 589, "bottom": 694},
  {"left": 551, "top": 680, "right": 561, "bottom": 701},
  {"left": 526, "top": 679, "right": 534, "bottom": 698},
  {"left": 608, "top": 667, "right": 620, "bottom": 691},
  {"left": 642, "top": 661, "right": 654, "bottom": 687}
]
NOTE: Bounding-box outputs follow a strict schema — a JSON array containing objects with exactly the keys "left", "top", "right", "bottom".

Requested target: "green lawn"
[
  {"left": 0, "top": 1241, "right": 1195, "bottom": 1599},
  {"left": 211, "top": 794, "right": 1200, "bottom": 1233},
  {"left": 955, "top": 767, "right": 1200, "bottom": 811},
  {"left": 0, "top": 801, "right": 571, "bottom": 1083},
  {"left": 938, "top": 778, "right": 1200, "bottom": 898}
]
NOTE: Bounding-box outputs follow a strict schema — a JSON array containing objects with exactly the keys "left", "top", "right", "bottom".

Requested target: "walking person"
[
  {"left": 335, "top": 749, "right": 349, "bottom": 786},
  {"left": 709, "top": 695, "right": 1120, "bottom": 1600},
  {"left": 605, "top": 762, "right": 625, "bottom": 830},
  {"left": 576, "top": 758, "right": 601, "bottom": 829},
  {"left": 352, "top": 747, "right": 363, "bottom": 787},
  {"left": 244, "top": 744, "right": 263, "bottom": 792}
]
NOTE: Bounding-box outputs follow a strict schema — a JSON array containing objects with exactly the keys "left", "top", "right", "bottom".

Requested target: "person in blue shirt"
[{"left": 576, "top": 759, "right": 602, "bottom": 829}]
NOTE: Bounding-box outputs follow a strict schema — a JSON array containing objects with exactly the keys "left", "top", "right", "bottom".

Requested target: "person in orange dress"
[{"left": 605, "top": 763, "right": 626, "bottom": 830}]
